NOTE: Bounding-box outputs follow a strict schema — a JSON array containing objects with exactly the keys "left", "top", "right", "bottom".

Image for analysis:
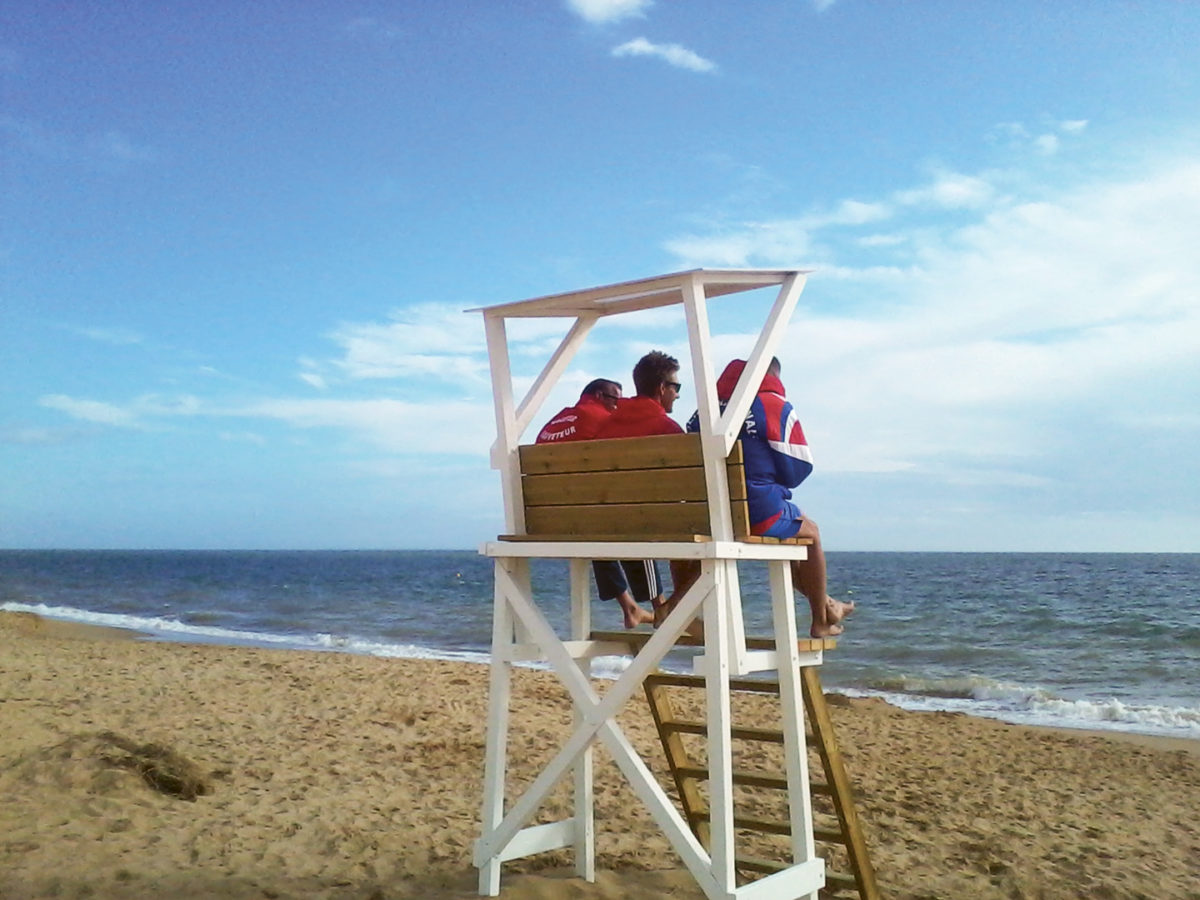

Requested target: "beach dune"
[{"left": 1, "top": 611, "right": 1197, "bottom": 899}]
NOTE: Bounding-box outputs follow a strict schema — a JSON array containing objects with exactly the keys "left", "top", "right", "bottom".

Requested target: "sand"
[{"left": 1, "top": 610, "right": 1197, "bottom": 900}]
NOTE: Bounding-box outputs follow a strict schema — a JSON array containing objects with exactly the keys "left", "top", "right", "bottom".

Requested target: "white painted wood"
[
  {"left": 473, "top": 268, "right": 828, "bottom": 899},
  {"left": 477, "top": 563, "right": 711, "bottom": 865},
  {"left": 769, "top": 560, "right": 821, "bottom": 898},
  {"left": 704, "top": 560, "right": 737, "bottom": 892},
  {"left": 717, "top": 272, "right": 807, "bottom": 452},
  {"left": 495, "top": 820, "right": 575, "bottom": 862},
  {"left": 476, "top": 558, "right": 519, "bottom": 894},
  {"left": 483, "top": 316, "right": 524, "bottom": 534},
  {"left": 481, "top": 539, "right": 810, "bottom": 562},
  {"left": 731, "top": 859, "right": 825, "bottom": 900},
  {"left": 569, "top": 558, "right": 595, "bottom": 882},
  {"left": 508, "top": 314, "right": 597, "bottom": 443}
]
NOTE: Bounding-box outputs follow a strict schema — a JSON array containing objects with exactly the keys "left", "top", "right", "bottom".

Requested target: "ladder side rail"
[{"left": 801, "top": 667, "right": 882, "bottom": 900}]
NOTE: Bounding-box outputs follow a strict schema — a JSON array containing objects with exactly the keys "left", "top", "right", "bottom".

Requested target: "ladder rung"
[
  {"left": 675, "top": 765, "right": 832, "bottom": 795},
  {"left": 646, "top": 672, "right": 782, "bottom": 694},
  {"left": 825, "top": 870, "right": 860, "bottom": 890},
  {"left": 734, "top": 855, "right": 788, "bottom": 875},
  {"left": 814, "top": 826, "right": 848, "bottom": 844},
  {"left": 660, "top": 718, "right": 793, "bottom": 744},
  {"left": 693, "top": 813, "right": 849, "bottom": 845}
]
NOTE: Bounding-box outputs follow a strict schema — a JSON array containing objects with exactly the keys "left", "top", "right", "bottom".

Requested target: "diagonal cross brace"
[{"left": 475, "top": 563, "right": 717, "bottom": 883}]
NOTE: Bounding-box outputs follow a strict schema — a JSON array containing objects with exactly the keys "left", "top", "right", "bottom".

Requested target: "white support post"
[
  {"left": 483, "top": 314, "right": 525, "bottom": 535},
  {"left": 569, "top": 558, "right": 595, "bottom": 881},
  {"left": 769, "top": 560, "right": 822, "bottom": 899},
  {"left": 703, "top": 560, "right": 737, "bottom": 893},
  {"left": 477, "top": 557, "right": 522, "bottom": 896},
  {"left": 681, "top": 275, "right": 735, "bottom": 544}
]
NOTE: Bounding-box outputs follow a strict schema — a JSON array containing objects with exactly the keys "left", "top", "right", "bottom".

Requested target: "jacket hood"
[{"left": 715, "top": 359, "right": 785, "bottom": 402}]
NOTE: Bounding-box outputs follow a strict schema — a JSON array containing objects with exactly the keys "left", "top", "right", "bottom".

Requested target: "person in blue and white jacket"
[{"left": 682, "top": 358, "right": 853, "bottom": 637}]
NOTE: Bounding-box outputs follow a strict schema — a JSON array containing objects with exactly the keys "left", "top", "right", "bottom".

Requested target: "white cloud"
[
  {"left": 39, "top": 394, "right": 140, "bottom": 428},
  {"left": 1034, "top": 133, "right": 1060, "bottom": 155},
  {"left": 566, "top": 0, "right": 651, "bottom": 25},
  {"left": 326, "top": 303, "right": 489, "bottom": 383},
  {"left": 894, "top": 170, "right": 996, "bottom": 209},
  {"left": 1060, "top": 119, "right": 1088, "bottom": 134},
  {"left": 665, "top": 155, "right": 1200, "bottom": 489},
  {"left": 75, "top": 326, "right": 144, "bottom": 346},
  {"left": 612, "top": 37, "right": 716, "bottom": 73},
  {"left": 238, "top": 397, "right": 494, "bottom": 456}
]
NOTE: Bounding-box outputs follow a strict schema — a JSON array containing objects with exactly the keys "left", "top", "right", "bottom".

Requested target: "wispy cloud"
[
  {"left": 39, "top": 394, "right": 141, "bottom": 428},
  {"left": 565, "top": 0, "right": 652, "bottom": 25},
  {"left": 612, "top": 37, "right": 716, "bottom": 73},
  {"left": 74, "top": 325, "right": 145, "bottom": 346},
  {"left": 2, "top": 116, "right": 157, "bottom": 165}
]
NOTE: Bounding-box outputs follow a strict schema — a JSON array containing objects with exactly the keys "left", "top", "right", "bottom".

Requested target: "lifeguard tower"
[{"left": 473, "top": 270, "right": 878, "bottom": 900}]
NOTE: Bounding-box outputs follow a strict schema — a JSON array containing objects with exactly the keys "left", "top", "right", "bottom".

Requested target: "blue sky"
[{"left": 2, "top": 1, "right": 1198, "bottom": 551}]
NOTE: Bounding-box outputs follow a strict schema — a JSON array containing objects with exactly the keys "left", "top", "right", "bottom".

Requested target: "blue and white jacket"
[{"left": 686, "top": 359, "right": 813, "bottom": 534}]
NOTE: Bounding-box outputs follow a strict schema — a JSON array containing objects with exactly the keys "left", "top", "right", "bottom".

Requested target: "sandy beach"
[{"left": 1, "top": 610, "right": 1197, "bottom": 900}]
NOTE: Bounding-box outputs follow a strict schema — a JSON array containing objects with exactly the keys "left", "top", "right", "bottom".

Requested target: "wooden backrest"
[{"left": 507, "top": 433, "right": 749, "bottom": 542}]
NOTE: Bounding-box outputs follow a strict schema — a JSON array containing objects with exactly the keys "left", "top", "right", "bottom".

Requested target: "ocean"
[{"left": 2, "top": 550, "right": 1198, "bottom": 740}]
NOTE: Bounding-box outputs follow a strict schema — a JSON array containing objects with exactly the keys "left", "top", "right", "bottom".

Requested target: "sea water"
[{"left": 2, "top": 550, "right": 1197, "bottom": 740}]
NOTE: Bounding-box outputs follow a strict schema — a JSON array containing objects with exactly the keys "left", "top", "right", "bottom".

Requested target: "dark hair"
[
  {"left": 632, "top": 350, "right": 679, "bottom": 397},
  {"left": 768, "top": 356, "right": 781, "bottom": 377},
  {"left": 581, "top": 378, "right": 621, "bottom": 398}
]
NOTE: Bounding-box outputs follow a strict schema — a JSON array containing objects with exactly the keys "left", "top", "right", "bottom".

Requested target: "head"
[
  {"left": 768, "top": 356, "right": 781, "bottom": 378},
  {"left": 581, "top": 378, "right": 622, "bottom": 412},
  {"left": 632, "top": 350, "right": 681, "bottom": 413}
]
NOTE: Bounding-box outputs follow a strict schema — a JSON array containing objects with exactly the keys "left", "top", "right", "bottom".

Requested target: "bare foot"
[
  {"left": 622, "top": 604, "right": 655, "bottom": 629},
  {"left": 826, "top": 596, "right": 855, "bottom": 624},
  {"left": 810, "top": 621, "right": 844, "bottom": 638},
  {"left": 651, "top": 594, "right": 670, "bottom": 628}
]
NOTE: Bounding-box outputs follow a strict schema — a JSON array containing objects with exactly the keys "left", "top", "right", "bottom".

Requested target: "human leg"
[
  {"left": 592, "top": 560, "right": 653, "bottom": 629},
  {"left": 620, "top": 559, "right": 667, "bottom": 621},
  {"left": 788, "top": 517, "right": 853, "bottom": 638}
]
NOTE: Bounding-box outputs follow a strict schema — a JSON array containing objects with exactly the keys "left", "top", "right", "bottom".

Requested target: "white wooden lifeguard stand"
[{"left": 473, "top": 270, "right": 835, "bottom": 900}]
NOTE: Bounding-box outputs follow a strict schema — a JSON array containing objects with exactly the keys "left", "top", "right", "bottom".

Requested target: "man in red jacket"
[
  {"left": 535, "top": 378, "right": 662, "bottom": 628},
  {"left": 594, "top": 350, "right": 684, "bottom": 439},
  {"left": 536, "top": 378, "right": 622, "bottom": 442}
]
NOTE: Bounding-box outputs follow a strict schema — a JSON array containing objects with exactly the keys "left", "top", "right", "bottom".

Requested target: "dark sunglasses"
[
  {"left": 666, "top": 381, "right": 682, "bottom": 393},
  {"left": 600, "top": 392, "right": 620, "bottom": 402}
]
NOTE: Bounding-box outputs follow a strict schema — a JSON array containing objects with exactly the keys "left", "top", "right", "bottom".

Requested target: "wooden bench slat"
[
  {"left": 523, "top": 466, "right": 747, "bottom": 506},
  {"left": 525, "top": 501, "right": 717, "bottom": 538},
  {"left": 519, "top": 432, "right": 742, "bottom": 474}
]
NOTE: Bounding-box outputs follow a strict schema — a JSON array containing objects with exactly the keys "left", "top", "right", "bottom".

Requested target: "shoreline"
[
  {"left": 2, "top": 610, "right": 1198, "bottom": 899},
  {"left": 6, "top": 608, "right": 1198, "bottom": 750}
]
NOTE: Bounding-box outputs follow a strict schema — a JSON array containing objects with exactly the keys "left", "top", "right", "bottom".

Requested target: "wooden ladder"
[{"left": 641, "top": 664, "right": 880, "bottom": 899}]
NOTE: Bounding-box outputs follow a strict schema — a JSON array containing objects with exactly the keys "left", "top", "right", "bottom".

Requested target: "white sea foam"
[
  {"left": 841, "top": 683, "right": 1200, "bottom": 740},
  {"left": 0, "top": 601, "right": 491, "bottom": 666},
  {"left": 7, "top": 599, "right": 1198, "bottom": 741}
]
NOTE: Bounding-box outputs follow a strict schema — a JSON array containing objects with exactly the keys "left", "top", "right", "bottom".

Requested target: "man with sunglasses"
[{"left": 593, "top": 350, "right": 684, "bottom": 439}]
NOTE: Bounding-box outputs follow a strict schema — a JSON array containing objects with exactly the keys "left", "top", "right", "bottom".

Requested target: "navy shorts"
[{"left": 592, "top": 559, "right": 663, "bottom": 605}]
